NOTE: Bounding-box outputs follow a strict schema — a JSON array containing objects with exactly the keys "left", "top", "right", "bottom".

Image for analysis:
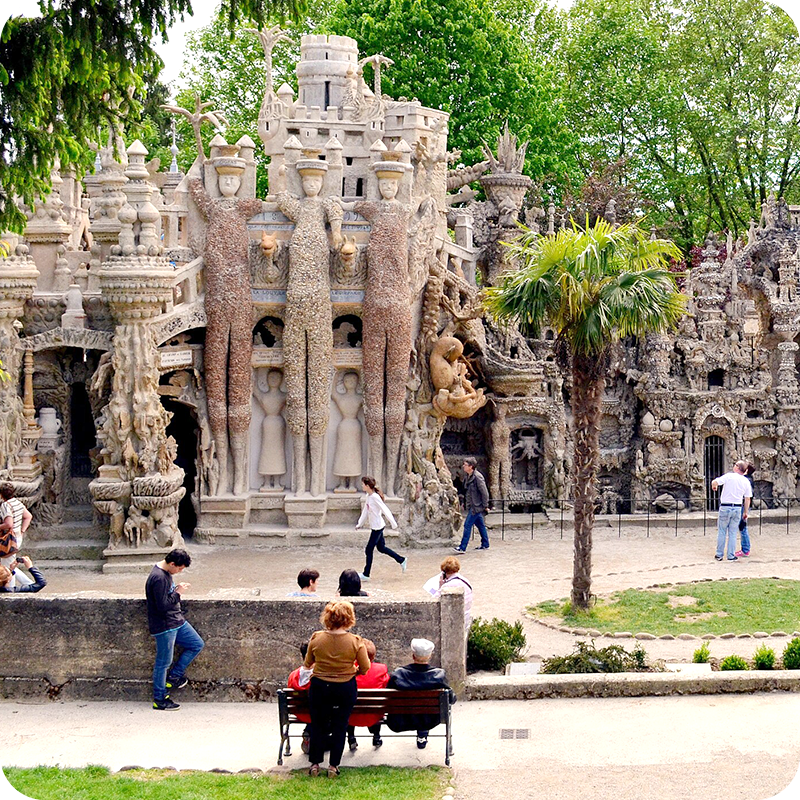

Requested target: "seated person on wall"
[
  {"left": 287, "top": 569, "right": 320, "bottom": 597},
  {"left": 386, "top": 638, "right": 456, "bottom": 750},
  {"left": 0, "top": 556, "right": 45, "bottom": 594},
  {"left": 337, "top": 569, "right": 368, "bottom": 597},
  {"left": 434, "top": 556, "right": 473, "bottom": 635},
  {"left": 347, "top": 638, "right": 389, "bottom": 751}
]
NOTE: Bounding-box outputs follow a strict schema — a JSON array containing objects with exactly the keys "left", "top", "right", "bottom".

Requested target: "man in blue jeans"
[
  {"left": 454, "top": 458, "right": 491, "bottom": 553},
  {"left": 145, "top": 548, "right": 205, "bottom": 710},
  {"left": 711, "top": 460, "right": 752, "bottom": 562}
]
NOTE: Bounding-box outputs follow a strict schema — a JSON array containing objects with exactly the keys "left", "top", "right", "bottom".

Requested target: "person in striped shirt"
[{"left": 0, "top": 482, "right": 33, "bottom": 589}]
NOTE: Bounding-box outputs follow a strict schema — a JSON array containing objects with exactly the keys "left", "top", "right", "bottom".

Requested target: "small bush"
[
  {"left": 467, "top": 617, "right": 526, "bottom": 672},
  {"left": 693, "top": 642, "right": 710, "bottom": 663},
  {"left": 782, "top": 637, "right": 800, "bottom": 669},
  {"left": 540, "top": 640, "right": 650, "bottom": 674},
  {"left": 753, "top": 644, "right": 775, "bottom": 670},
  {"left": 720, "top": 654, "right": 749, "bottom": 671}
]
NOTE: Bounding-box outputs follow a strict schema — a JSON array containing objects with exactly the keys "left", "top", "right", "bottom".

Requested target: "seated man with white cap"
[{"left": 386, "top": 638, "right": 456, "bottom": 749}]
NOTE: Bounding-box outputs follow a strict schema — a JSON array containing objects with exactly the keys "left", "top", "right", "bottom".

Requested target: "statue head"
[
  {"left": 378, "top": 176, "right": 400, "bottom": 200},
  {"left": 267, "top": 368, "right": 283, "bottom": 389},
  {"left": 374, "top": 161, "right": 405, "bottom": 200},
  {"left": 297, "top": 159, "right": 328, "bottom": 198},
  {"left": 343, "top": 371, "right": 359, "bottom": 391},
  {"left": 217, "top": 172, "right": 242, "bottom": 198},
  {"left": 214, "top": 149, "right": 246, "bottom": 197}
]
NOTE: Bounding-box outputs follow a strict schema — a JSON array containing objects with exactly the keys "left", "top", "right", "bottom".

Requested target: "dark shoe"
[
  {"left": 372, "top": 734, "right": 383, "bottom": 747},
  {"left": 308, "top": 764, "right": 320, "bottom": 777},
  {"left": 474, "top": 545, "right": 489, "bottom": 550},
  {"left": 153, "top": 697, "right": 180, "bottom": 710},
  {"left": 416, "top": 735, "right": 428, "bottom": 749},
  {"left": 453, "top": 547, "right": 466, "bottom": 553},
  {"left": 727, "top": 556, "right": 739, "bottom": 561},
  {"left": 714, "top": 556, "right": 723, "bottom": 561},
  {"left": 328, "top": 766, "right": 340, "bottom": 778},
  {"left": 301, "top": 732, "right": 310, "bottom": 754},
  {"left": 166, "top": 676, "right": 188, "bottom": 690},
  {"left": 348, "top": 738, "right": 358, "bottom": 752}
]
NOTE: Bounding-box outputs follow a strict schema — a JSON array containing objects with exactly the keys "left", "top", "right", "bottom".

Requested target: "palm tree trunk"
[{"left": 570, "top": 352, "right": 605, "bottom": 611}]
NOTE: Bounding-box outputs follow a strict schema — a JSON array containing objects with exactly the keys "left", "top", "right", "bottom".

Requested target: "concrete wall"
[{"left": 0, "top": 590, "right": 466, "bottom": 701}]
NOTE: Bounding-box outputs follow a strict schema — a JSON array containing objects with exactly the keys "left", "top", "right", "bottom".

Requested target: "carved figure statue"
[
  {"left": 277, "top": 158, "right": 343, "bottom": 495},
  {"left": 189, "top": 149, "right": 263, "bottom": 496},
  {"left": 349, "top": 159, "right": 413, "bottom": 493},
  {"left": 488, "top": 402, "right": 511, "bottom": 499},
  {"left": 430, "top": 335, "right": 486, "bottom": 419},
  {"left": 253, "top": 368, "right": 287, "bottom": 492},
  {"left": 331, "top": 371, "right": 363, "bottom": 492}
]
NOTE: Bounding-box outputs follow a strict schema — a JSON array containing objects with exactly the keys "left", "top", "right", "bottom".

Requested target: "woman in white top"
[{"left": 356, "top": 476, "right": 407, "bottom": 580}]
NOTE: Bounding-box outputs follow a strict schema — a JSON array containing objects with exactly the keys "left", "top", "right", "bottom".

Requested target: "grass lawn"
[
  {"left": 3, "top": 765, "right": 448, "bottom": 800},
  {"left": 530, "top": 578, "right": 800, "bottom": 636}
]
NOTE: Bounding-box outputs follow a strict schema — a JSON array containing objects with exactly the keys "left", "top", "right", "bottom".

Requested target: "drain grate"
[{"left": 499, "top": 728, "right": 530, "bottom": 739}]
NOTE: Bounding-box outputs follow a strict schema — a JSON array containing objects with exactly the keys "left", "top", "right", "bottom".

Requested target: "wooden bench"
[{"left": 277, "top": 687, "right": 454, "bottom": 766}]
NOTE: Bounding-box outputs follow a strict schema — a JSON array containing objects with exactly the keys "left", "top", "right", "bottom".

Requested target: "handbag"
[{"left": 0, "top": 529, "right": 18, "bottom": 558}]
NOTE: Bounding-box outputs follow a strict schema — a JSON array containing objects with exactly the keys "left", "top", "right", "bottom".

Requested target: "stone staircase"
[{"left": 22, "top": 504, "right": 106, "bottom": 571}]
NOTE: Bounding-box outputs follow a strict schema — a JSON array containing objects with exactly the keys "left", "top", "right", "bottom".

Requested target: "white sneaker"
[
  {"left": 400, "top": 558, "right": 408, "bottom": 573},
  {"left": 358, "top": 573, "right": 370, "bottom": 582}
]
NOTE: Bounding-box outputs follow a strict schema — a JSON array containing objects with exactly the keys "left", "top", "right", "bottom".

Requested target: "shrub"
[
  {"left": 720, "top": 654, "right": 748, "bottom": 671},
  {"left": 540, "top": 640, "right": 650, "bottom": 674},
  {"left": 782, "top": 637, "right": 800, "bottom": 670},
  {"left": 467, "top": 617, "right": 526, "bottom": 672},
  {"left": 693, "top": 642, "right": 710, "bottom": 663},
  {"left": 753, "top": 644, "right": 775, "bottom": 670}
]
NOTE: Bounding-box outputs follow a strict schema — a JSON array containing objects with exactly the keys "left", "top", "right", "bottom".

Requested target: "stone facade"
[{"left": 4, "top": 33, "right": 800, "bottom": 568}]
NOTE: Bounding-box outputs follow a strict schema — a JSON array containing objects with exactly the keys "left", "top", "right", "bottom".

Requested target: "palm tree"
[{"left": 485, "top": 218, "right": 685, "bottom": 611}]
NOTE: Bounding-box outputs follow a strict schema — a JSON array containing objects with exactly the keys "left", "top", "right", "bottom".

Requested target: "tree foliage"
[
  {"left": 0, "top": 0, "right": 307, "bottom": 233},
  {"left": 325, "top": 0, "right": 576, "bottom": 187},
  {"left": 562, "top": 0, "right": 800, "bottom": 250}
]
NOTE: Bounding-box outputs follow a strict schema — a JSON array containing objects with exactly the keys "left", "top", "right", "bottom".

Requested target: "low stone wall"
[
  {"left": 465, "top": 670, "right": 800, "bottom": 700},
  {"left": 0, "top": 589, "right": 466, "bottom": 701}
]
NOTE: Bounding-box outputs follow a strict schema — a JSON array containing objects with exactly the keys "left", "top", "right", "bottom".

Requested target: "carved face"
[
  {"left": 301, "top": 174, "right": 324, "bottom": 198},
  {"left": 267, "top": 369, "right": 282, "bottom": 388},
  {"left": 378, "top": 177, "right": 400, "bottom": 200},
  {"left": 343, "top": 371, "right": 359, "bottom": 391},
  {"left": 218, "top": 173, "right": 241, "bottom": 198}
]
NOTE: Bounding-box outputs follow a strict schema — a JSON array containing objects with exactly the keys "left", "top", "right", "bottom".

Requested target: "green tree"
[
  {"left": 0, "top": 0, "right": 307, "bottom": 234},
  {"left": 325, "top": 0, "right": 576, "bottom": 187},
  {"left": 485, "top": 219, "right": 684, "bottom": 610},
  {"left": 562, "top": 0, "right": 800, "bottom": 250}
]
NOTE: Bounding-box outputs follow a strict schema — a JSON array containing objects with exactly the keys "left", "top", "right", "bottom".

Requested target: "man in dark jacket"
[
  {"left": 145, "top": 548, "right": 204, "bottom": 710},
  {"left": 454, "top": 457, "right": 490, "bottom": 552},
  {"left": 386, "top": 638, "right": 456, "bottom": 749}
]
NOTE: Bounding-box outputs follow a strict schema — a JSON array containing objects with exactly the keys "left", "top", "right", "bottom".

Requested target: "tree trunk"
[{"left": 570, "top": 352, "right": 605, "bottom": 611}]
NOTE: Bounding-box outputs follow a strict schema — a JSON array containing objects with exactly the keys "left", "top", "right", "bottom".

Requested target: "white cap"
[{"left": 411, "top": 638, "right": 435, "bottom": 658}]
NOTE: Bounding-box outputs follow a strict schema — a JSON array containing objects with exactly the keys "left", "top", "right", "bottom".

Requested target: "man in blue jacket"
[{"left": 145, "top": 548, "right": 204, "bottom": 710}]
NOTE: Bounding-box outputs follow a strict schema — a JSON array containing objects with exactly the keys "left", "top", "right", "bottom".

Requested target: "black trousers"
[
  {"left": 308, "top": 676, "right": 357, "bottom": 767},
  {"left": 347, "top": 722, "right": 382, "bottom": 742},
  {"left": 363, "top": 527, "right": 404, "bottom": 577}
]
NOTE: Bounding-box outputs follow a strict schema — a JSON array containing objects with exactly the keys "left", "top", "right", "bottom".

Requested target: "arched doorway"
[
  {"left": 704, "top": 435, "right": 725, "bottom": 511},
  {"left": 163, "top": 399, "right": 199, "bottom": 539}
]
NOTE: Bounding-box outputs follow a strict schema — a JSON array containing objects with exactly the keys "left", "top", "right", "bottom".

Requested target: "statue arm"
[
  {"left": 325, "top": 196, "right": 344, "bottom": 248},
  {"left": 353, "top": 200, "right": 377, "bottom": 222},
  {"left": 189, "top": 178, "right": 212, "bottom": 219},
  {"left": 276, "top": 191, "right": 301, "bottom": 222},
  {"left": 239, "top": 198, "right": 264, "bottom": 219}
]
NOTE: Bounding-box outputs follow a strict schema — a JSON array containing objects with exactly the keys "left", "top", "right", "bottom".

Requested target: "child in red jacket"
[{"left": 347, "top": 638, "right": 389, "bottom": 750}]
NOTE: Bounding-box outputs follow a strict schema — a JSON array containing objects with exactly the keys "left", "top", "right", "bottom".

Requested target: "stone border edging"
[
  {"left": 530, "top": 615, "right": 800, "bottom": 642},
  {"left": 465, "top": 670, "right": 800, "bottom": 700}
]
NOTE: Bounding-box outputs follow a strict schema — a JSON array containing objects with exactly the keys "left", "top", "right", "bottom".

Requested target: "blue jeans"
[
  {"left": 716, "top": 506, "right": 740, "bottom": 560},
  {"left": 459, "top": 510, "right": 489, "bottom": 550},
  {"left": 152, "top": 621, "right": 204, "bottom": 701},
  {"left": 739, "top": 508, "right": 750, "bottom": 554}
]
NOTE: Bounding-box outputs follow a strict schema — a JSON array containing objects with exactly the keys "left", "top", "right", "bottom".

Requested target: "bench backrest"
[{"left": 278, "top": 687, "right": 450, "bottom": 724}]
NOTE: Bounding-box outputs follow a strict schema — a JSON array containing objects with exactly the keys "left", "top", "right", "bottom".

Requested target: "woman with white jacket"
[{"left": 356, "top": 476, "right": 407, "bottom": 580}]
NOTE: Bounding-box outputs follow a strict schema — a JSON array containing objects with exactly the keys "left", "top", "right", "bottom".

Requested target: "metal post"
[
  {"left": 646, "top": 500, "right": 650, "bottom": 538},
  {"left": 759, "top": 499, "right": 762, "bottom": 537},
  {"left": 560, "top": 497, "right": 564, "bottom": 540},
  {"left": 501, "top": 499, "right": 505, "bottom": 542},
  {"left": 787, "top": 497, "right": 790, "bottom": 536},
  {"left": 618, "top": 501, "right": 622, "bottom": 539},
  {"left": 703, "top": 498, "right": 706, "bottom": 537},
  {"left": 530, "top": 505, "right": 534, "bottom": 541},
  {"left": 675, "top": 501, "right": 678, "bottom": 537}
]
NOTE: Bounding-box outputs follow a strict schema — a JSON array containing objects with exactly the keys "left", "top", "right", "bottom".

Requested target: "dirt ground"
[{"left": 38, "top": 523, "right": 800, "bottom": 664}]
